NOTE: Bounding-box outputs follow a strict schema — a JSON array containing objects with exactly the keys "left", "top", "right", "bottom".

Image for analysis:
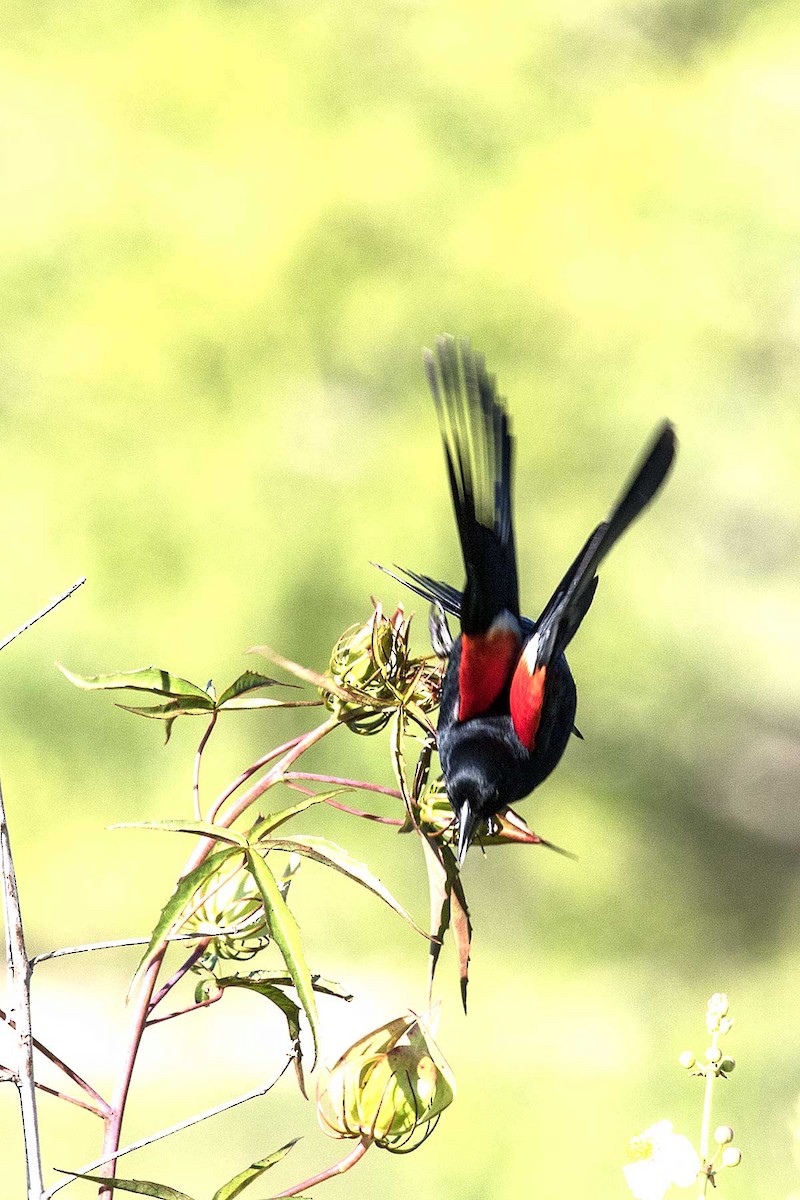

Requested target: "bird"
[{"left": 378, "top": 335, "right": 677, "bottom": 866}]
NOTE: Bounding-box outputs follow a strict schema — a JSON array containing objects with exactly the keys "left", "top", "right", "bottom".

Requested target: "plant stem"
[
  {"left": 697, "top": 1032, "right": 719, "bottom": 1197},
  {"left": 193, "top": 711, "right": 218, "bottom": 819},
  {"left": 30, "top": 931, "right": 208, "bottom": 966},
  {"left": 205, "top": 733, "right": 306, "bottom": 822},
  {"left": 268, "top": 1134, "right": 372, "bottom": 1198},
  {"left": 0, "top": 1006, "right": 110, "bottom": 1115},
  {"left": 0, "top": 780, "right": 44, "bottom": 1199},
  {"left": 283, "top": 772, "right": 402, "bottom": 800}
]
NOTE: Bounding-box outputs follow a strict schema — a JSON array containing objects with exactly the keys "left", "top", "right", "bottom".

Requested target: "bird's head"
[{"left": 447, "top": 767, "right": 501, "bottom": 867}]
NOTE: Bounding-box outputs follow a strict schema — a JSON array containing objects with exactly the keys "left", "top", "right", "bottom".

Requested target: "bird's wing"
[{"left": 508, "top": 421, "right": 676, "bottom": 749}]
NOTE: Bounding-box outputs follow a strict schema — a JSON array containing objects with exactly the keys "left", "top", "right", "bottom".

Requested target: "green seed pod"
[
  {"left": 720, "top": 1057, "right": 736, "bottom": 1073},
  {"left": 322, "top": 606, "right": 441, "bottom": 734},
  {"left": 186, "top": 857, "right": 270, "bottom": 960},
  {"left": 317, "top": 1012, "right": 455, "bottom": 1152}
]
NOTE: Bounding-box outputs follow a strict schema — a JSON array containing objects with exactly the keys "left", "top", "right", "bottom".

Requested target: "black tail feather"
[{"left": 425, "top": 336, "right": 519, "bottom": 634}]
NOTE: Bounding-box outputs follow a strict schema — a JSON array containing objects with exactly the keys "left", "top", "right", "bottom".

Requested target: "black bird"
[{"left": 380, "top": 336, "right": 677, "bottom": 865}]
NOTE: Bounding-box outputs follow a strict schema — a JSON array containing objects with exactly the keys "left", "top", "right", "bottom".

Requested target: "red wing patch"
[
  {"left": 458, "top": 620, "right": 521, "bottom": 722},
  {"left": 509, "top": 656, "right": 547, "bottom": 750}
]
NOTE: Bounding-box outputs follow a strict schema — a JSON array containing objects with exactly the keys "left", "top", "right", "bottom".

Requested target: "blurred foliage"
[{"left": 0, "top": 0, "right": 799, "bottom": 1197}]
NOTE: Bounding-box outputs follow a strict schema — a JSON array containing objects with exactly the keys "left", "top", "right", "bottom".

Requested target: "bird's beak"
[{"left": 456, "top": 801, "right": 479, "bottom": 868}]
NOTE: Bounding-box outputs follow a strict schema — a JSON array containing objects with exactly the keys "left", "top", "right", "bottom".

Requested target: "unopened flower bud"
[
  {"left": 186, "top": 858, "right": 269, "bottom": 960},
  {"left": 678, "top": 1051, "right": 696, "bottom": 1069},
  {"left": 317, "top": 1012, "right": 455, "bottom": 1151},
  {"left": 714, "top": 1125, "right": 734, "bottom": 1145},
  {"left": 706, "top": 1047, "right": 722, "bottom": 1064},
  {"left": 323, "top": 607, "right": 441, "bottom": 734},
  {"left": 707, "top": 993, "right": 729, "bottom": 1016},
  {"left": 720, "top": 1147, "right": 742, "bottom": 1168}
]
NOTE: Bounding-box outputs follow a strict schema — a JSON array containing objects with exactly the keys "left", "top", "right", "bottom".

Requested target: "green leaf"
[
  {"left": 420, "top": 834, "right": 472, "bottom": 1011},
  {"left": 255, "top": 790, "right": 348, "bottom": 837},
  {"left": 116, "top": 697, "right": 215, "bottom": 720},
  {"left": 259, "top": 834, "right": 430, "bottom": 940},
  {"left": 213, "top": 975, "right": 306, "bottom": 1095},
  {"left": 212, "top": 1140, "right": 300, "bottom": 1200},
  {"left": 113, "top": 820, "right": 247, "bottom": 848},
  {"left": 58, "top": 664, "right": 210, "bottom": 700},
  {"left": 215, "top": 964, "right": 350, "bottom": 1003},
  {"left": 57, "top": 1173, "right": 194, "bottom": 1200},
  {"left": 128, "top": 848, "right": 239, "bottom": 998},
  {"left": 216, "top": 671, "right": 293, "bottom": 706},
  {"left": 249, "top": 644, "right": 361, "bottom": 705},
  {"left": 244, "top": 849, "right": 319, "bottom": 1067},
  {"left": 218, "top": 969, "right": 353, "bottom": 1001}
]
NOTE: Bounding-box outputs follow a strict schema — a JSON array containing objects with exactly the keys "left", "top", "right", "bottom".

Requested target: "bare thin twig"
[
  {"left": 0, "top": 1007, "right": 110, "bottom": 1116},
  {"left": 45, "top": 1054, "right": 294, "bottom": 1199},
  {"left": 0, "top": 578, "right": 86, "bottom": 654},
  {"left": 0, "top": 1065, "right": 105, "bottom": 1118},
  {"left": 1, "top": 780, "right": 45, "bottom": 1198},
  {"left": 30, "top": 931, "right": 209, "bottom": 967}
]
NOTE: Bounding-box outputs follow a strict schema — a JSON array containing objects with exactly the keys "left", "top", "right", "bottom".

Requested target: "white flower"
[{"left": 623, "top": 1120, "right": 701, "bottom": 1200}]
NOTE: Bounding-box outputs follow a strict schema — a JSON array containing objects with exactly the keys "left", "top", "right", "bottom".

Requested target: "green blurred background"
[{"left": 1, "top": 1, "right": 799, "bottom": 1196}]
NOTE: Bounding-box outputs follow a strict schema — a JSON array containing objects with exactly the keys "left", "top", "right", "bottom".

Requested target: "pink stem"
[
  {"left": 146, "top": 991, "right": 221, "bottom": 1028},
  {"left": 205, "top": 733, "right": 306, "bottom": 823},
  {"left": 270, "top": 1135, "right": 372, "bottom": 1198},
  {"left": 148, "top": 938, "right": 211, "bottom": 1013},
  {"left": 322, "top": 798, "right": 403, "bottom": 826},
  {"left": 184, "top": 716, "right": 340, "bottom": 876},
  {"left": 193, "top": 712, "right": 218, "bottom": 820},
  {"left": 283, "top": 772, "right": 402, "bottom": 799}
]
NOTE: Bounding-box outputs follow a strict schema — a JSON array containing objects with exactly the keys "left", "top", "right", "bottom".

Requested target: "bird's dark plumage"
[{"left": 381, "top": 336, "right": 677, "bottom": 865}]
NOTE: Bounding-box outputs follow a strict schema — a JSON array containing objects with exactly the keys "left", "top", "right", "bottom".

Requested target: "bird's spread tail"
[{"left": 425, "top": 336, "right": 520, "bottom": 636}]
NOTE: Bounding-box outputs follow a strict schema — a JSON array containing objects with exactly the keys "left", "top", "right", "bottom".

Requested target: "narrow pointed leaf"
[
  {"left": 212, "top": 976, "right": 305, "bottom": 1095},
  {"left": 255, "top": 790, "right": 350, "bottom": 838},
  {"left": 212, "top": 1140, "right": 301, "bottom": 1200},
  {"left": 116, "top": 697, "right": 215, "bottom": 720},
  {"left": 58, "top": 664, "right": 210, "bottom": 700},
  {"left": 56, "top": 1173, "right": 194, "bottom": 1200},
  {"left": 258, "top": 834, "right": 430, "bottom": 939},
  {"left": 249, "top": 645, "right": 367, "bottom": 706},
  {"left": 217, "top": 671, "right": 294, "bottom": 707},
  {"left": 244, "top": 849, "right": 319, "bottom": 1066},
  {"left": 113, "top": 820, "right": 247, "bottom": 848},
  {"left": 420, "top": 833, "right": 450, "bottom": 1002},
  {"left": 128, "top": 848, "right": 239, "bottom": 998},
  {"left": 217, "top": 968, "right": 353, "bottom": 1000},
  {"left": 450, "top": 861, "right": 473, "bottom": 1012}
]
